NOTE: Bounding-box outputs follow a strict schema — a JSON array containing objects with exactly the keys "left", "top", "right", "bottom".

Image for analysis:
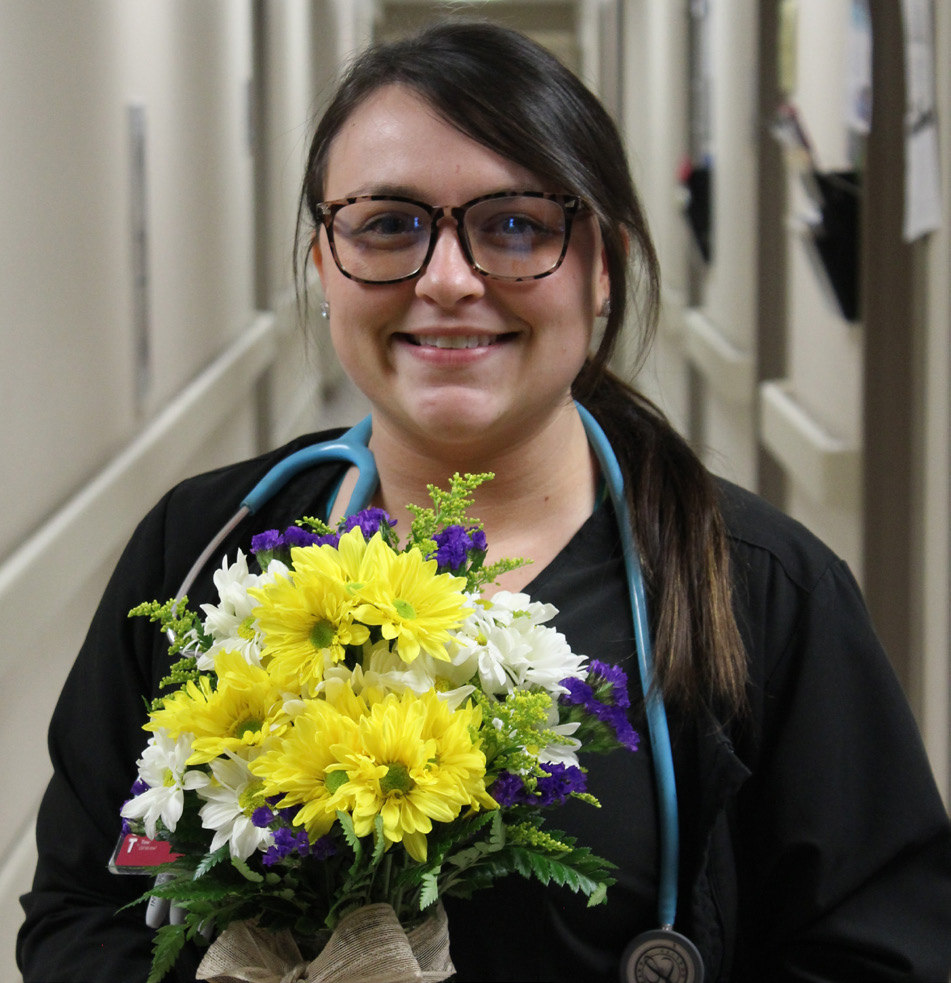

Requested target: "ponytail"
[{"left": 574, "top": 366, "right": 749, "bottom": 719}]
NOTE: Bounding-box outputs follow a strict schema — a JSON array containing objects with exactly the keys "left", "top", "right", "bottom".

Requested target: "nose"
[{"left": 414, "top": 216, "right": 485, "bottom": 307}]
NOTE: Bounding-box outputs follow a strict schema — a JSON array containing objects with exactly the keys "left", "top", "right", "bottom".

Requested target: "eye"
[
  {"left": 468, "top": 198, "right": 566, "bottom": 254},
  {"left": 360, "top": 212, "right": 425, "bottom": 237},
  {"left": 481, "top": 213, "right": 552, "bottom": 242},
  {"left": 336, "top": 202, "right": 429, "bottom": 250}
]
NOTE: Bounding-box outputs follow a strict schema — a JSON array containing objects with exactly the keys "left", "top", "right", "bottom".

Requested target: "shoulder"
[
  {"left": 712, "top": 479, "right": 879, "bottom": 721},
  {"left": 714, "top": 477, "right": 843, "bottom": 596},
  {"left": 126, "top": 426, "right": 352, "bottom": 598},
  {"left": 156, "top": 426, "right": 351, "bottom": 533},
  {"left": 165, "top": 427, "right": 349, "bottom": 511}
]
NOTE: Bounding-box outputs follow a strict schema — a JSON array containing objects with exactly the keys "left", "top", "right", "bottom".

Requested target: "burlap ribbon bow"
[{"left": 195, "top": 902, "right": 455, "bottom": 983}]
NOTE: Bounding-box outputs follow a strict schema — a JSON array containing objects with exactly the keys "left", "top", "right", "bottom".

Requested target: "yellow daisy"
[
  {"left": 353, "top": 536, "right": 467, "bottom": 665},
  {"left": 249, "top": 696, "right": 362, "bottom": 839},
  {"left": 419, "top": 691, "right": 498, "bottom": 812},
  {"left": 145, "top": 650, "right": 288, "bottom": 764},
  {"left": 334, "top": 689, "right": 492, "bottom": 861},
  {"left": 249, "top": 529, "right": 372, "bottom": 691}
]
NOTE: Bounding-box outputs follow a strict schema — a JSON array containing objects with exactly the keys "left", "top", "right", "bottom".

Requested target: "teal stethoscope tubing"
[
  {"left": 575, "top": 403, "right": 680, "bottom": 931},
  {"left": 172, "top": 405, "right": 681, "bottom": 932}
]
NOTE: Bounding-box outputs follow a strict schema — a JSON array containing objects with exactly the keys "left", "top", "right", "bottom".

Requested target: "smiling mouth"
[{"left": 403, "top": 334, "right": 510, "bottom": 349}]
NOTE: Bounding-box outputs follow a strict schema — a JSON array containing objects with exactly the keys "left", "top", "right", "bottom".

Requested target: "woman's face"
[{"left": 312, "top": 85, "right": 609, "bottom": 456}]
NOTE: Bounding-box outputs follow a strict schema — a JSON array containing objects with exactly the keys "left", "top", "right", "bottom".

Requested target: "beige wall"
[{"left": 0, "top": 2, "right": 355, "bottom": 978}]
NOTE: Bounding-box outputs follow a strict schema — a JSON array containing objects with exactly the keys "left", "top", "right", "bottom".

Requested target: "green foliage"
[
  {"left": 155, "top": 654, "right": 202, "bottom": 701},
  {"left": 129, "top": 597, "right": 210, "bottom": 657},
  {"left": 231, "top": 855, "right": 264, "bottom": 883},
  {"left": 479, "top": 555, "right": 530, "bottom": 587},
  {"left": 418, "top": 867, "right": 440, "bottom": 910},
  {"left": 369, "top": 815, "right": 388, "bottom": 867},
  {"left": 471, "top": 688, "right": 557, "bottom": 781},
  {"left": 145, "top": 923, "right": 187, "bottom": 983},
  {"left": 194, "top": 844, "right": 231, "bottom": 880},
  {"left": 407, "top": 472, "right": 494, "bottom": 545},
  {"left": 145, "top": 877, "right": 239, "bottom": 903},
  {"left": 297, "top": 515, "right": 335, "bottom": 536},
  {"left": 337, "top": 810, "right": 361, "bottom": 861}
]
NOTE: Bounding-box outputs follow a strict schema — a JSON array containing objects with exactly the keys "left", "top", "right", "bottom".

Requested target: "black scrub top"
[{"left": 445, "top": 501, "right": 659, "bottom": 982}]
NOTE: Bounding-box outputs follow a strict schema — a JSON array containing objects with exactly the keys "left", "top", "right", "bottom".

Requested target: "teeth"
[{"left": 415, "top": 335, "right": 496, "bottom": 349}]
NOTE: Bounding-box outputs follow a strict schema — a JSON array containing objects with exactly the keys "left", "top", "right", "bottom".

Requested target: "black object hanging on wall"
[
  {"left": 683, "top": 163, "right": 712, "bottom": 263},
  {"left": 807, "top": 170, "right": 861, "bottom": 322}
]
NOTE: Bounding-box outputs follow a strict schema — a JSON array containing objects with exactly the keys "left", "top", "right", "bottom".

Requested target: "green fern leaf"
[
  {"left": 146, "top": 923, "right": 187, "bottom": 983},
  {"left": 419, "top": 867, "right": 440, "bottom": 910},
  {"left": 194, "top": 844, "right": 230, "bottom": 880},
  {"left": 231, "top": 855, "right": 264, "bottom": 883}
]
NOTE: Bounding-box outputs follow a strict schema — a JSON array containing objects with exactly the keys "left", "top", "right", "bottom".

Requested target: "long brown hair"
[{"left": 297, "top": 21, "right": 747, "bottom": 718}]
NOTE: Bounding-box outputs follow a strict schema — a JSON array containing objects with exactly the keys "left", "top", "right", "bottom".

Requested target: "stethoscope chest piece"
[{"left": 620, "top": 928, "right": 705, "bottom": 983}]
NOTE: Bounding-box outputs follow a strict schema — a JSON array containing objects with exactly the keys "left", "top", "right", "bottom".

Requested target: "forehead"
[{"left": 323, "top": 84, "right": 545, "bottom": 202}]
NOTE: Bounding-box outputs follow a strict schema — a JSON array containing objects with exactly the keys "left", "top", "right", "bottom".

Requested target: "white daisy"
[
  {"left": 481, "top": 590, "right": 559, "bottom": 628},
  {"left": 120, "top": 729, "right": 206, "bottom": 839},
  {"left": 197, "top": 552, "right": 289, "bottom": 670},
  {"left": 449, "top": 592, "right": 587, "bottom": 699},
  {"left": 537, "top": 705, "right": 582, "bottom": 767},
  {"left": 195, "top": 755, "right": 274, "bottom": 860}
]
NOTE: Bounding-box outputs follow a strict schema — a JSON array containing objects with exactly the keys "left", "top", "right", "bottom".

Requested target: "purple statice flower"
[
  {"left": 560, "top": 676, "right": 595, "bottom": 708},
  {"left": 310, "top": 835, "right": 337, "bottom": 862},
  {"left": 591, "top": 703, "right": 640, "bottom": 752},
  {"left": 588, "top": 660, "right": 631, "bottom": 709},
  {"left": 343, "top": 508, "right": 396, "bottom": 540},
  {"left": 251, "top": 806, "right": 276, "bottom": 829},
  {"left": 491, "top": 766, "right": 588, "bottom": 808},
  {"left": 430, "top": 525, "right": 487, "bottom": 572},
  {"left": 251, "top": 529, "right": 284, "bottom": 555},
  {"left": 491, "top": 771, "right": 527, "bottom": 807},
  {"left": 560, "top": 663, "right": 640, "bottom": 752},
  {"left": 534, "top": 763, "right": 588, "bottom": 806},
  {"left": 282, "top": 525, "right": 325, "bottom": 549},
  {"left": 267, "top": 797, "right": 301, "bottom": 827},
  {"left": 262, "top": 826, "right": 312, "bottom": 866}
]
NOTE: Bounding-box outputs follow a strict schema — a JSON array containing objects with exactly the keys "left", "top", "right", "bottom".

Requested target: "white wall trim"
[
  {"left": 760, "top": 379, "right": 861, "bottom": 508},
  {"left": 0, "top": 313, "right": 277, "bottom": 642},
  {"left": 683, "top": 307, "right": 756, "bottom": 405}
]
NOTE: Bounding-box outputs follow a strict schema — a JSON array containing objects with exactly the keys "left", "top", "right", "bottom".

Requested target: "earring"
[
  {"left": 599, "top": 298, "right": 611, "bottom": 318},
  {"left": 320, "top": 301, "right": 330, "bottom": 320}
]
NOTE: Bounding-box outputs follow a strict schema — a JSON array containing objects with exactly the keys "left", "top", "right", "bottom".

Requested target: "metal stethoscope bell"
[{"left": 621, "top": 928, "right": 705, "bottom": 983}]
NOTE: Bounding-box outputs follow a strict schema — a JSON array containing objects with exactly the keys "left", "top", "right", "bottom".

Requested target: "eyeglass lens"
[{"left": 330, "top": 196, "right": 569, "bottom": 282}]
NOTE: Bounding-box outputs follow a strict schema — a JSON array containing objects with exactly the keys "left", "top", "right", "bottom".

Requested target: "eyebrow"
[
  {"left": 337, "top": 182, "right": 549, "bottom": 202},
  {"left": 342, "top": 183, "right": 421, "bottom": 199}
]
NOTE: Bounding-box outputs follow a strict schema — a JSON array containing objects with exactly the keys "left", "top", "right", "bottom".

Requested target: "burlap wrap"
[{"left": 195, "top": 902, "right": 455, "bottom": 983}]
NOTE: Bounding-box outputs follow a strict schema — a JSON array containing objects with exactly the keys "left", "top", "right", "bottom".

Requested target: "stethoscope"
[{"left": 173, "top": 404, "right": 705, "bottom": 983}]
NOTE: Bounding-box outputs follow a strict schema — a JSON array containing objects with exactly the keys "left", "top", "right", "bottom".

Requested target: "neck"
[{"left": 367, "top": 403, "right": 599, "bottom": 589}]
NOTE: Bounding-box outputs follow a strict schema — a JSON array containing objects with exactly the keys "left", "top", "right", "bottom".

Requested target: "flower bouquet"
[{"left": 119, "top": 474, "right": 639, "bottom": 983}]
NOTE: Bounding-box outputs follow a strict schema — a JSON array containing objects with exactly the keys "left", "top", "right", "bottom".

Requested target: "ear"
[
  {"left": 597, "top": 241, "right": 611, "bottom": 312},
  {"left": 594, "top": 229, "right": 612, "bottom": 315},
  {"left": 310, "top": 233, "right": 327, "bottom": 286}
]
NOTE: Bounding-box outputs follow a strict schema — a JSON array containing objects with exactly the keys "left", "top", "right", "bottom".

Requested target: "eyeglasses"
[{"left": 315, "top": 191, "right": 584, "bottom": 284}]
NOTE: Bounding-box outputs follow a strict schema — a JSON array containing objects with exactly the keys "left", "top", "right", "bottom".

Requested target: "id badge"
[{"left": 108, "top": 832, "right": 181, "bottom": 875}]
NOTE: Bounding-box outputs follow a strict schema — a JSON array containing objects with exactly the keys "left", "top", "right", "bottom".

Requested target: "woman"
[{"left": 18, "top": 21, "right": 951, "bottom": 982}]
